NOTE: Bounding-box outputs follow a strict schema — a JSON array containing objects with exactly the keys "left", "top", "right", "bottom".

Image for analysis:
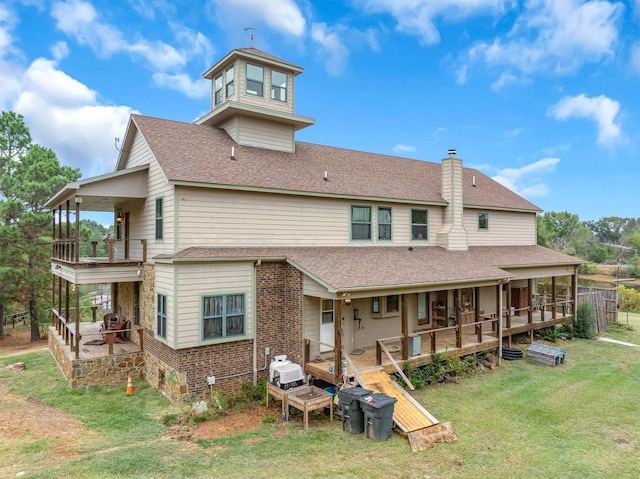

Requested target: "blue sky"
[{"left": 1, "top": 0, "right": 638, "bottom": 222}]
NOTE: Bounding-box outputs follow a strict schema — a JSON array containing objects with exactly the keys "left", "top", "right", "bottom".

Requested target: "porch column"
[
  {"left": 74, "top": 198, "right": 80, "bottom": 263},
  {"left": 74, "top": 284, "right": 80, "bottom": 360},
  {"left": 552, "top": 277, "right": 557, "bottom": 320},
  {"left": 527, "top": 279, "right": 534, "bottom": 324},
  {"left": 65, "top": 200, "right": 70, "bottom": 261},
  {"left": 333, "top": 300, "right": 342, "bottom": 383},
  {"left": 401, "top": 294, "right": 408, "bottom": 360},
  {"left": 571, "top": 270, "right": 578, "bottom": 320}
]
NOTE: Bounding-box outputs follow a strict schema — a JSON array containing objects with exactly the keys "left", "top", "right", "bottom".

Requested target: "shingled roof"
[
  {"left": 155, "top": 245, "right": 581, "bottom": 292},
  {"left": 126, "top": 114, "right": 541, "bottom": 212}
]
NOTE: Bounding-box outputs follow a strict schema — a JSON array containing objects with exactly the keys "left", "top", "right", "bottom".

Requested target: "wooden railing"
[{"left": 52, "top": 238, "right": 147, "bottom": 263}]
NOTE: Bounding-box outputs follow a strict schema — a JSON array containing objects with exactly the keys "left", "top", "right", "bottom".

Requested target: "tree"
[
  {"left": 0, "top": 111, "right": 80, "bottom": 341},
  {"left": 537, "top": 211, "right": 591, "bottom": 257}
]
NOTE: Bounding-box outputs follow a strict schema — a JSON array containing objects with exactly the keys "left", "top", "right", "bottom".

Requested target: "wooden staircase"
[{"left": 360, "top": 370, "right": 456, "bottom": 452}]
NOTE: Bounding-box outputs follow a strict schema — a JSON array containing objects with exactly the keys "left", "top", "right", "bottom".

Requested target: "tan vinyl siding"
[
  {"left": 218, "top": 117, "right": 238, "bottom": 143},
  {"left": 504, "top": 265, "right": 576, "bottom": 280},
  {"left": 123, "top": 132, "right": 154, "bottom": 168},
  {"left": 235, "top": 116, "right": 294, "bottom": 152},
  {"left": 302, "top": 275, "right": 334, "bottom": 298},
  {"left": 465, "top": 209, "right": 537, "bottom": 246},
  {"left": 353, "top": 297, "right": 402, "bottom": 349},
  {"left": 174, "top": 262, "right": 254, "bottom": 349},
  {"left": 176, "top": 188, "right": 445, "bottom": 248},
  {"left": 303, "top": 296, "right": 321, "bottom": 358}
]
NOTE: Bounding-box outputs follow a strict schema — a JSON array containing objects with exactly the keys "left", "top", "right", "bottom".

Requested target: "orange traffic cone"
[{"left": 126, "top": 373, "right": 134, "bottom": 395}]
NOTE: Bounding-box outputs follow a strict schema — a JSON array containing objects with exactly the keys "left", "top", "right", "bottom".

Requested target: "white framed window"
[
  {"left": 478, "top": 212, "right": 489, "bottom": 231},
  {"left": 225, "top": 66, "right": 235, "bottom": 97},
  {"left": 246, "top": 63, "right": 264, "bottom": 96},
  {"left": 202, "top": 293, "right": 246, "bottom": 340},
  {"left": 351, "top": 205, "right": 372, "bottom": 240},
  {"left": 417, "top": 292, "right": 428, "bottom": 325},
  {"left": 156, "top": 293, "right": 167, "bottom": 339},
  {"left": 155, "top": 197, "right": 163, "bottom": 240},
  {"left": 270, "top": 70, "right": 287, "bottom": 101},
  {"left": 372, "top": 297, "right": 380, "bottom": 314},
  {"left": 214, "top": 74, "right": 223, "bottom": 105},
  {"left": 378, "top": 207, "right": 392, "bottom": 240},
  {"left": 411, "top": 209, "right": 428, "bottom": 240},
  {"left": 386, "top": 295, "right": 399, "bottom": 313}
]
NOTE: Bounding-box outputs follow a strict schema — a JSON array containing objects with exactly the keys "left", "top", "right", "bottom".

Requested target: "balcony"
[{"left": 52, "top": 237, "right": 147, "bottom": 285}]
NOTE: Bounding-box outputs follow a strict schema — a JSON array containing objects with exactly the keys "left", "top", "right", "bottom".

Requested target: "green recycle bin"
[
  {"left": 337, "top": 386, "right": 371, "bottom": 434},
  {"left": 359, "top": 393, "right": 398, "bottom": 441}
]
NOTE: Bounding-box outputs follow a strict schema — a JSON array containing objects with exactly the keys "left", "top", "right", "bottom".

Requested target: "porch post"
[
  {"left": 65, "top": 200, "right": 70, "bottom": 261},
  {"left": 74, "top": 284, "right": 80, "bottom": 360},
  {"left": 498, "top": 282, "right": 503, "bottom": 365},
  {"left": 334, "top": 300, "right": 342, "bottom": 383},
  {"left": 74, "top": 198, "right": 80, "bottom": 263},
  {"left": 571, "top": 270, "right": 578, "bottom": 319},
  {"left": 527, "top": 278, "right": 534, "bottom": 324},
  {"left": 552, "top": 277, "right": 557, "bottom": 320},
  {"left": 401, "top": 294, "right": 408, "bottom": 360},
  {"left": 506, "top": 285, "right": 512, "bottom": 329}
]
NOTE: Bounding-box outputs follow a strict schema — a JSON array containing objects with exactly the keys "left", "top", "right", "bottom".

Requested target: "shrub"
[
  {"left": 574, "top": 302, "right": 597, "bottom": 339},
  {"left": 541, "top": 327, "right": 559, "bottom": 342},
  {"left": 579, "top": 262, "right": 597, "bottom": 274}
]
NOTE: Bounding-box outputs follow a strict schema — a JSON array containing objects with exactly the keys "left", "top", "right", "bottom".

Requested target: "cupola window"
[
  {"left": 246, "top": 63, "right": 264, "bottom": 96},
  {"left": 270, "top": 70, "right": 287, "bottom": 102},
  {"left": 225, "top": 66, "right": 235, "bottom": 97},
  {"left": 214, "top": 75, "right": 223, "bottom": 105}
]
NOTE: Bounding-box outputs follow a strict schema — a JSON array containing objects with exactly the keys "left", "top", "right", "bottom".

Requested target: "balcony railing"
[{"left": 53, "top": 238, "right": 147, "bottom": 264}]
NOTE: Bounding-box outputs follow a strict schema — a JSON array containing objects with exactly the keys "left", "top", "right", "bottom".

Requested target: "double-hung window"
[
  {"left": 156, "top": 293, "right": 167, "bottom": 339},
  {"left": 202, "top": 294, "right": 245, "bottom": 340},
  {"left": 225, "top": 66, "right": 235, "bottom": 97},
  {"left": 378, "top": 207, "right": 392, "bottom": 240},
  {"left": 270, "top": 70, "right": 287, "bottom": 101},
  {"left": 351, "top": 206, "right": 372, "bottom": 240},
  {"left": 478, "top": 212, "right": 489, "bottom": 231},
  {"left": 411, "top": 209, "right": 428, "bottom": 240},
  {"left": 214, "top": 75, "right": 223, "bottom": 105},
  {"left": 246, "top": 64, "right": 264, "bottom": 96},
  {"left": 155, "top": 198, "right": 163, "bottom": 240}
]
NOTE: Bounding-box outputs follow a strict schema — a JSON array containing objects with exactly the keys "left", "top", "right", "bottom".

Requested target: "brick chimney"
[{"left": 436, "top": 149, "right": 469, "bottom": 251}]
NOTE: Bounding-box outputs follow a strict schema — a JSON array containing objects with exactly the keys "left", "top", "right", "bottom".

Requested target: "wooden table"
[{"left": 285, "top": 385, "right": 333, "bottom": 430}]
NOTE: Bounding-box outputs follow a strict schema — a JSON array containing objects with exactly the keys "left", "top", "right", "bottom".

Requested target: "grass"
[{"left": 1, "top": 323, "right": 640, "bottom": 479}]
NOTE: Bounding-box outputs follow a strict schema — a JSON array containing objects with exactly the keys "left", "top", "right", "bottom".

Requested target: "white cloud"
[
  {"left": 50, "top": 41, "right": 69, "bottom": 61},
  {"left": 51, "top": 0, "right": 199, "bottom": 71},
  {"left": 492, "top": 157, "right": 560, "bottom": 197},
  {"left": 548, "top": 94, "right": 622, "bottom": 147},
  {"left": 208, "top": 0, "right": 306, "bottom": 37},
  {"left": 469, "top": 0, "right": 624, "bottom": 79},
  {"left": 392, "top": 143, "right": 416, "bottom": 154},
  {"left": 152, "top": 73, "right": 209, "bottom": 99},
  {"left": 355, "top": 0, "right": 511, "bottom": 45},
  {"left": 12, "top": 58, "right": 135, "bottom": 177},
  {"left": 490, "top": 70, "right": 518, "bottom": 90},
  {"left": 311, "top": 23, "right": 349, "bottom": 76}
]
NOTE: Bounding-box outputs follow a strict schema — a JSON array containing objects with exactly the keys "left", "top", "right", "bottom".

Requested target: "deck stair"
[{"left": 360, "top": 370, "right": 457, "bottom": 452}]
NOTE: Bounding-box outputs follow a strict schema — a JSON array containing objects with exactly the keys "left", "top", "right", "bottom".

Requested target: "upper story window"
[
  {"left": 378, "top": 207, "right": 392, "bottom": 240},
  {"left": 478, "top": 212, "right": 489, "bottom": 231},
  {"left": 214, "top": 74, "right": 223, "bottom": 105},
  {"left": 202, "top": 293, "right": 245, "bottom": 340},
  {"left": 156, "top": 293, "right": 167, "bottom": 339},
  {"left": 155, "top": 197, "right": 164, "bottom": 240},
  {"left": 351, "top": 206, "right": 372, "bottom": 240},
  {"left": 411, "top": 209, "right": 428, "bottom": 240},
  {"left": 246, "top": 63, "right": 264, "bottom": 96},
  {"left": 270, "top": 70, "right": 287, "bottom": 102},
  {"left": 225, "top": 66, "right": 235, "bottom": 97}
]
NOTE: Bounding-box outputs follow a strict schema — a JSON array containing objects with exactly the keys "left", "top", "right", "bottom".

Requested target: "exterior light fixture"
[
  {"left": 342, "top": 298, "right": 352, "bottom": 306},
  {"left": 116, "top": 209, "right": 124, "bottom": 223}
]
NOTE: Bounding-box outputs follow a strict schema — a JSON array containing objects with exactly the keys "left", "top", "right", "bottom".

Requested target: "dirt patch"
[
  {"left": 191, "top": 405, "right": 281, "bottom": 440},
  {"left": 0, "top": 330, "right": 48, "bottom": 358}
]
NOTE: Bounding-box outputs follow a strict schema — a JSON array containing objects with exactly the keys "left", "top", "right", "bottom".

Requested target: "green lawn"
[{"left": 1, "top": 324, "right": 639, "bottom": 479}]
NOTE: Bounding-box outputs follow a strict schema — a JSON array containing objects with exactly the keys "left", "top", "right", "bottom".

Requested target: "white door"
[{"left": 320, "top": 299, "right": 334, "bottom": 352}]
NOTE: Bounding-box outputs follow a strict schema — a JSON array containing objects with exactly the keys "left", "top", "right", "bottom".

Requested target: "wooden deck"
[{"left": 51, "top": 321, "right": 141, "bottom": 360}]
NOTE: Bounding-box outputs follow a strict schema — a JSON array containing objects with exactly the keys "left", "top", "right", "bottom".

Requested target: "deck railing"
[{"left": 52, "top": 238, "right": 147, "bottom": 263}]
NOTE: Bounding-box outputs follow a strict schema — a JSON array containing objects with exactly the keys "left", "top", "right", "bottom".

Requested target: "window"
[
  {"left": 371, "top": 297, "right": 380, "bottom": 314},
  {"left": 270, "top": 70, "right": 287, "bottom": 101},
  {"left": 203, "top": 294, "right": 245, "bottom": 340},
  {"left": 155, "top": 198, "right": 163, "bottom": 240},
  {"left": 321, "top": 299, "right": 333, "bottom": 325},
  {"left": 214, "top": 74, "right": 223, "bottom": 105},
  {"left": 411, "top": 209, "right": 428, "bottom": 240},
  {"left": 417, "top": 292, "right": 428, "bottom": 325},
  {"left": 478, "top": 212, "right": 489, "bottom": 231},
  {"left": 225, "top": 66, "right": 235, "bottom": 97},
  {"left": 386, "top": 295, "right": 399, "bottom": 313},
  {"left": 156, "top": 293, "right": 167, "bottom": 339},
  {"left": 378, "top": 207, "right": 392, "bottom": 240},
  {"left": 246, "top": 63, "right": 263, "bottom": 96},
  {"left": 351, "top": 206, "right": 372, "bottom": 240}
]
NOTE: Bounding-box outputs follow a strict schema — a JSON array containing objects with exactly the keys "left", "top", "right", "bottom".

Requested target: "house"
[{"left": 46, "top": 48, "right": 583, "bottom": 401}]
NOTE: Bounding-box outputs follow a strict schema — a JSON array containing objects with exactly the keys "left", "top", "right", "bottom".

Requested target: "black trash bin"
[
  {"left": 359, "top": 393, "right": 398, "bottom": 441},
  {"left": 337, "top": 387, "right": 371, "bottom": 434}
]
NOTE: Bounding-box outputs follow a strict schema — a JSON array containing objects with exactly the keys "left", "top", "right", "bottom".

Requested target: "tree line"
[{"left": 0, "top": 110, "right": 638, "bottom": 341}]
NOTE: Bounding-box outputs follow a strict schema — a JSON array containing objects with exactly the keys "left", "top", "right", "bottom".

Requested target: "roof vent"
[{"left": 447, "top": 149, "right": 456, "bottom": 157}]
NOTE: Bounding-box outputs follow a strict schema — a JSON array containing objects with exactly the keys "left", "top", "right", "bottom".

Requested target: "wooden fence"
[{"left": 577, "top": 286, "right": 617, "bottom": 332}]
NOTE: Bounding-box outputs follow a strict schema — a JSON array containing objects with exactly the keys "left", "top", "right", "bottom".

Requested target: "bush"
[
  {"left": 574, "top": 302, "right": 597, "bottom": 339},
  {"left": 579, "top": 262, "right": 597, "bottom": 275},
  {"left": 541, "top": 327, "right": 559, "bottom": 342}
]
